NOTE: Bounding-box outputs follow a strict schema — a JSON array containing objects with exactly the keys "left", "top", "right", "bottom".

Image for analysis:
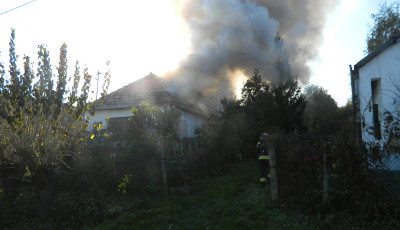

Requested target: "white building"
[
  {"left": 350, "top": 33, "right": 400, "bottom": 170},
  {"left": 90, "top": 73, "right": 207, "bottom": 139}
]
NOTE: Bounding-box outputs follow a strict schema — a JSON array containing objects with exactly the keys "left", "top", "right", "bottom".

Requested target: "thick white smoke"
[{"left": 164, "top": 0, "right": 340, "bottom": 109}]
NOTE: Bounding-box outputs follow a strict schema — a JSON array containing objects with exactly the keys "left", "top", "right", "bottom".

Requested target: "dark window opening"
[
  {"left": 373, "top": 104, "right": 381, "bottom": 140},
  {"left": 371, "top": 78, "right": 381, "bottom": 140},
  {"left": 108, "top": 117, "right": 128, "bottom": 140}
]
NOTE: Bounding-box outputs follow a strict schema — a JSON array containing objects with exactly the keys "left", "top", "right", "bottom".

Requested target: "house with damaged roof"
[
  {"left": 350, "top": 33, "right": 400, "bottom": 170},
  {"left": 89, "top": 73, "right": 209, "bottom": 139}
]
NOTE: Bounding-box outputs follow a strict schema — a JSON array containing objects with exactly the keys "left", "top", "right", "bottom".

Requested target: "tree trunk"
[{"left": 34, "top": 167, "right": 55, "bottom": 220}]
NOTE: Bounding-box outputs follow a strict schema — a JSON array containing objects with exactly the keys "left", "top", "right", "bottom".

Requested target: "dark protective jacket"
[
  {"left": 257, "top": 138, "right": 269, "bottom": 160},
  {"left": 257, "top": 137, "right": 270, "bottom": 185}
]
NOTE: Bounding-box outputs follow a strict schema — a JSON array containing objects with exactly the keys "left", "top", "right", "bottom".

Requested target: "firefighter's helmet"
[{"left": 260, "top": 132, "right": 268, "bottom": 140}]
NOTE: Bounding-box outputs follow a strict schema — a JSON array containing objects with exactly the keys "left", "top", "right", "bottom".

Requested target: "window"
[
  {"left": 108, "top": 117, "right": 129, "bottom": 140},
  {"left": 372, "top": 104, "right": 381, "bottom": 139},
  {"left": 179, "top": 120, "right": 188, "bottom": 137},
  {"left": 371, "top": 78, "right": 381, "bottom": 140}
]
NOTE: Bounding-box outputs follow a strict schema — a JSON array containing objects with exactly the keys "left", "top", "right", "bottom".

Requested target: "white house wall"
[
  {"left": 89, "top": 108, "right": 132, "bottom": 128},
  {"left": 358, "top": 42, "right": 400, "bottom": 144},
  {"left": 179, "top": 110, "right": 205, "bottom": 138},
  {"left": 90, "top": 108, "right": 205, "bottom": 138}
]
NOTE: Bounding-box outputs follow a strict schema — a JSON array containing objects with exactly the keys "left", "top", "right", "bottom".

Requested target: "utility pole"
[{"left": 95, "top": 71, "right": 102, "bottom": 100}]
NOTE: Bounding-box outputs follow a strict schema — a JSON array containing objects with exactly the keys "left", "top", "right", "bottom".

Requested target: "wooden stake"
[
  {"left": 322, "top": 151, "right": 329, "bottom": 204},
  {"left": 160, "top": 140, "right": 168, "bottom": 197},
  {"left": 269, "top": 143, "right": 278, "bottom": 201}
]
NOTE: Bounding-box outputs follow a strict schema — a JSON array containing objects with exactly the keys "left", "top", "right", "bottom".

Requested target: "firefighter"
[{"left": 257, "top": 132, "right": 270, "bottom": 187}]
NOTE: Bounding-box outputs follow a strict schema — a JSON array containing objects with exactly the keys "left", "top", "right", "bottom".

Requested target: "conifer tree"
[
  {"left": 7, "top": 29, "right": 22, "bottom": 108},
  {"left": 55, "top": 43, "right": 68, "bottom": 118},
  {"left": 36, "top": 44, "right": 54, "bottom": 114}
]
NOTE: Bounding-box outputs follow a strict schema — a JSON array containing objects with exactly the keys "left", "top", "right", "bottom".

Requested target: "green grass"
[{"left": 89, "top": 160, "right": 318, "bottom": 230}]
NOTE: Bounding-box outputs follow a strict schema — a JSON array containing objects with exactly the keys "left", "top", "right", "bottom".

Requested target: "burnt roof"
[
  {"left": 354, "top": 32, "right": 400, "bottom": 72},
  {"left": 97, "top": 73, "right": 173, "bottom": 110},
  {"left": 96, "top": 73, "right": 208, "bottom": 118}
]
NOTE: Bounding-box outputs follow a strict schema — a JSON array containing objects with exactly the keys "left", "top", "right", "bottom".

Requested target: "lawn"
[{"left": 89, "top": 160, "right": 318, "bottom": 230}]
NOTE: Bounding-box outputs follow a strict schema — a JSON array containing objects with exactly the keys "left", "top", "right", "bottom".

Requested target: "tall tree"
[
  {"left": 271, "top": 80, "right": 306, "bottom": 133},
  {"left": 36, "top": 44, "right": 54, "bottom": 114},
  {"left": 274, "top": 33, "right": 291, "bottom": 80},
  {"left": 54, "top": 43, "right": 68, "bottom": 118},
  {"left": 195, "top": 96, "right": 247, "bottom": 161},
  {"left": 0, "top": 51, "right": 7, "bottom": 120},
  {"left": 76, "top": 67, "right": 92, "bottom": 118},
  {"left": 303, "top": 85, "right": 338, "bottom": 136},
  {"left": 0, "top": 52, "right": 5, "bottom": 92},
  {"left": 7, "top": 29, "right": 22, "bottom": 109},
  {"left": 67, "top": 61, "right": 81, "bottom": 112},
  {"left": 22, "top": 56, "right": 34, "bottom": 100},
  {"left": 366, "top": 1, "right": 400, "bottom": 54},
  {"left": 200, "top": 68, "right": 307, "bottom": 159},
  {"left": 241, "top": 68, "right": 276, "bottom": 130}
]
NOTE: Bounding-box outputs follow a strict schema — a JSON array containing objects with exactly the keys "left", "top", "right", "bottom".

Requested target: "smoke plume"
[{"left": 165, "top": 0, "right": 339, "bottom": 109}]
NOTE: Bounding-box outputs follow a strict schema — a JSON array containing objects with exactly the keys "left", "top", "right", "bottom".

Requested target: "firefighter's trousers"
[{"left": 259, "top": 158, "right": 270, "bottom": 187}]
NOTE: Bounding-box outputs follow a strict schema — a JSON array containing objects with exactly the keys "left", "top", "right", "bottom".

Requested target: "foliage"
[
  {"left": 336, "top": 101, "right": 354, "bottom": 130},
  {"left": 241, "top": 68, "right": 306, "bottom": 134},
  {"left": 91, "top": 160, "right": 319, "bottom": 230},
  {"left": 329, "top": 128, "right": 399, "bottom": 221},
  {"left": 272, "top": 117, "right": 400, "bottom": 227},
  {"left": 274, "top": 33, "right": 292, "bottom": 80},
  {"left": 196, "top": 35, "right": 306, "bottom": 160},
  {"left": 0, "top": 29, "right": 109, "bottom": 171},
  {"left": 0, "top": 106, "right": 89, "bottom": 174},
  {"left": 78, "top": 103, "right": 182, "bottom": 195},
  {"left": 0, "top": 190, "right": 132, "bottom": 229},
  {"left": 270, "top": 80, "right": 306, "bottom": 133},
  {"left": 275, "top": 132, "right": 323, "bottom": 204},
  {"left": 366, "top": 1, "right": 400, "bottom": 54},
  {"left": 241, "top": 68, "right": 276, "bottom": 132},
  {"left": 196, "top": 98, "right": 244, "bottom": 162},
  {"left": 303, "top": 85, "right": 338, "bottom": 136},
  {"left": 0, "top": 29, "right": 111, "bottom": 216},
  {"left": 197, "top": 68, "right": 307, "bottom": 161},
  {"left": 382, "top": 79, "right": 400, "bottom": 153},
  {"left": 195, "top": 35, "right": 307, "bottom": 161},
  {"left": 270, "top": 80, "right": 400, "bottom": 222},
  {"left": 123, "top": 101, "right": 181, "bottom": 157},
  {"left": 117, "top": 174, "right": 132, "bottom": 194},
  {"left": 1, "top": 159, "right": 397, "bottom": 229}
]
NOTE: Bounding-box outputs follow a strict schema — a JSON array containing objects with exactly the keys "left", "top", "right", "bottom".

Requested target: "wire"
[{"left": 0, "top": 0, "right": 38, "bottom": 16}]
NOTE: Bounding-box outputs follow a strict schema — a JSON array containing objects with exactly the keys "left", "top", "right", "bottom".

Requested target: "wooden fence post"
[
  {"left": 111, "top": 153, "right": 116, "bottom": 184},
  {"left": 269, "top": 143, "right": 278, "bottom": 201},
  {"left": 322, "top": 150, "right": 329, "bottom": 204},
  {"left": 160, "top": 140, "right": 168, "bottom": 197},
  {"left": 181, "top": 143, "right": 183, "bottom": 155}
]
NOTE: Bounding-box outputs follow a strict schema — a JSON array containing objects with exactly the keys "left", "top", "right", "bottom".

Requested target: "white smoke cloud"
[{"left": 165, "top": 0, "right": 340, "bottom": 108}]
